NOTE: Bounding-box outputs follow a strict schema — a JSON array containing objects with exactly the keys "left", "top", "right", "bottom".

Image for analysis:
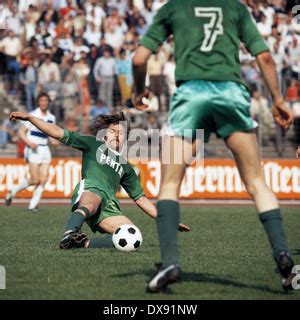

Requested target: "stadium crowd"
[{"left": 0, "top": 0, "right": 299, "bottom": 152}]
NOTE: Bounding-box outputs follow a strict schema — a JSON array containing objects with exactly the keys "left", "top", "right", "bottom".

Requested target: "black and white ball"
[{"left": 112, "top": 224, "right": 143, "bottom": 252}]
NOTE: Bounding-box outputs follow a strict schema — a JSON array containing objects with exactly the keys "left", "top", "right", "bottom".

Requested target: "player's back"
[{"left": 146, "top": 0, "right": 268, "bottom": 85}]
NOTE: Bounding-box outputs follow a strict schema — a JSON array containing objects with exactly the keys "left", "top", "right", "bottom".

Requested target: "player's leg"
[
  {"left": 5, "top": 162, "right": 40, "bottom": 206},
  {"left": 147, "top": 135, "right": 200, "bottom": 293},
  {"left": 28, "top": 163, "right": 49, "bottom": 211},
  {"left": 225, "top": 131, "right": 295, "bottom": 290},
  {"left": 85, "top": 215, "right": 134, "bottom": 249},
  {"left": 59, "top": 191, "right": 102, "bottom": 249}
]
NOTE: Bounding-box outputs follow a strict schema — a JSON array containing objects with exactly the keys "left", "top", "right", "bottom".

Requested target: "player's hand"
[
  {"left": 10, "top": 111, "right": 31, "bottom": 122},
  {"left": 132, "top": 89, "right": 150, "bottom": 111},
  {"left": 29, "top": 143, "right": 38, "bottom": 150},
  {"left": 296, "top": 146, "right": 300, "bottom": 159},
  {"left": 178, "top": 223, "right": 190, "bottom": 232},
  {"left": 272, "top": 99, "right": 293, "bottom": 130}
]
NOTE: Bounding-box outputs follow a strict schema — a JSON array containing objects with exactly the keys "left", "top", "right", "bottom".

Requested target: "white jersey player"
[{"left": 5, "top": 93, "right": 59, "bottom": 212}]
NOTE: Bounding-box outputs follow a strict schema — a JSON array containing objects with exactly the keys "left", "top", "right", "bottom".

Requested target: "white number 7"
[{"left": 195, "top": 7, "right": 223, "bottom": 52}]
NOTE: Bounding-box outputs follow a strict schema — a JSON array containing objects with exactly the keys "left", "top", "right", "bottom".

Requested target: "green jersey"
[
  {"left": 140, "top": 0, "right": 269, "bottom": 85},
  {"left": 60, "top": 130, "right": 144, "bottom": 201}
]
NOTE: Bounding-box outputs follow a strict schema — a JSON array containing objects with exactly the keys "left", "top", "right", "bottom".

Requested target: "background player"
[
  {"left": 132, "top": 0, "right": 295, "bottom": 293},
  {"left": 9, "top": 111, "right": 190, "bottom": 249},
  {"left": 5, "top": 92, "right": 58, "bottom": 212}
]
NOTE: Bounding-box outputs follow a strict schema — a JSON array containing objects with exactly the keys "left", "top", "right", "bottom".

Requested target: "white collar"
[{"left": 35, "top": 107, "right": 49, "bottom": 117}]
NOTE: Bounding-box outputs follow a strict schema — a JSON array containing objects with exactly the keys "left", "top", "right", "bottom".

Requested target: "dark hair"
[
  {"left": 91, "top": 112, "right": 130, "bottom": 137},
  {"left": 37, "top": 92, "right": 51, "bottom": 103}
]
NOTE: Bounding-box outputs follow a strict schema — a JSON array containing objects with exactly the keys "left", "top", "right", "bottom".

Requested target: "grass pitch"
[{"left": 0, "top": 204, "right": 299, "bottom": 300}]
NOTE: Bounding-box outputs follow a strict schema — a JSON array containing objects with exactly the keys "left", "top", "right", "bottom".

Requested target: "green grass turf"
[{"left": 0, "top": 205, "right": 299, "bottom": 300}]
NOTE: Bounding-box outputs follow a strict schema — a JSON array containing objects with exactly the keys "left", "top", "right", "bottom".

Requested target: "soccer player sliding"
[
  {"left": 132, "top": 0, "right": 296, "bottom": 293},
  {"left": 9, "top": 112, "right": 190, "bottom": 250}
]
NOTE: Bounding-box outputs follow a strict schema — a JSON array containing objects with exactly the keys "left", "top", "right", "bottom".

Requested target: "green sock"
[
  {"left": 65, "top": 211, "right": 85, "bottom": 232},
  {"left": 88, "top": 235, "right": 114, "bottom": 248},
  {"left": 156, "top": 200, "right": 180, "bottom": 268},
  {"left": 259, "top": 208, "right": 290, "bottom": 260}
]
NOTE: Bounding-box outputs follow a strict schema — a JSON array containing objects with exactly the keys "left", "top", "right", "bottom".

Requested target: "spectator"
[
  {"left": 287, "top": 37, "right": 300, "bottom": 80},
  {"left": 38, "top": 54, "right": 61, "bottom": 85},
  {"left": 1, "top": 30, "right": 22, "bottom": 95},
  {"left": 20, "top": 58, "right": 38, "bottom": 112},
  {"left": 136, "top": 17, "right": 147, "bottom": 36},
  {"left": 97, "top": 36, "right": 114, "bottom": 57},
  {"left": 105, "top": 7, "right": 124, "bottom": 31},
  {"left": 259, "top": 0, "right": 275, "bottom": 27},
  {"left": 43, "top": 71, "right": 63, "bottom": 122},
  {"left": 257, "top": 14, "right": 272, "bottom": 38},
  {"left": 60, "top": 0, "right": 77, "bottom": 18},
  {"left": 62, "top": 70, "right": 79, "bottom": 119},
  {"left": 141, "top": 0, "right": 155, "bottom": 25},
  {"left": 29, "top": 24, "right": 50, "bottom": 50},
  {"left": 242, "top": 60, "right": 261, "bottom": 92},
  {"left": 50, "top": 37, "right": 65, "bottom": 64},
  {"left": 104, "top": 25, "right": 125, "bottom": 50},
  {"left": 251, "top": 3, "right": 265, "bottom": 23},
  {"left": 147, "top": 49, "right": 168, "bottom": 109},
  {"left": 85, "top": 0, "right": 106, "bottom": 29},
  {"left": 272, "top": 41, "right": 287, "bottom": 92},
  {"left": 38, "top": 1, "right": 59, "bottom": 25},
  {"left": 57, "top": 29, "right": 75, "bottom": 54},
  {"left": 116, "top": 48, "right": 133, "bottom": 106},
  {"left": 84, "top": 22, "right": 102, "bottom": 46},
  {"left": 93, "top": 49, "right": 116, "bottom": 110},
  {"left": 87, "top": 44, "right": 100, "bottom": 102},
  {"left": 286, "top": 79, "right": 300, "bottom": 147},
  {"left": 6, "top": 5, "right": 23, "bottom": 36},
  {"left": 89, "top": 99, "right": 110, "bottom": 119},
  {"left": 125, "top": 6, "right": 142, "bottom": 28},
  {"left": 251, "top": 89, "right": 274, "bottom": 145},
  {"left": 107, "top": 0, "right": 128, "bottom": 17},
  {"left": 73, "top": 36, "right": 90, "bottom": 61}
]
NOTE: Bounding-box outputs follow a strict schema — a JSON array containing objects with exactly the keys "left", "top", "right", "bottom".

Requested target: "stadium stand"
[{"left": 0, "top": 0, "right": 299, "bottom": 158}]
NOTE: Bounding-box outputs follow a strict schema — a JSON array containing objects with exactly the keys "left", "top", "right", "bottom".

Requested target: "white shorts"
[{"left": 24, "top": 145, "right": 52, "bottom": 164}]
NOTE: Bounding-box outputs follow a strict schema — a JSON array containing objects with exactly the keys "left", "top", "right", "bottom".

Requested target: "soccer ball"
[{"left": 112, "top": 224, "right": 143, "bottom": 252}]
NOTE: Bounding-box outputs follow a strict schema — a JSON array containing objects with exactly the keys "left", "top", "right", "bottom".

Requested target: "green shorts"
[
  {"left": 71, "top": 179, "right": 123, "bottom": 233},
  {"left": 166, "top": 80, "right": 256, "bottom": 142}
]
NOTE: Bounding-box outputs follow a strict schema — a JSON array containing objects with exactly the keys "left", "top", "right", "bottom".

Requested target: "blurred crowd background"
[{"left": 0, "top": 0, "right": 300, "bottom": 157}]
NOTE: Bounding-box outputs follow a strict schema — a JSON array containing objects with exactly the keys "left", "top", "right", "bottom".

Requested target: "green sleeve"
[
  {"left": 60, "top": 129, "right": 95, "bottom": 150},
  {"left": 121, "top": 165, "right": 145, "bottom": 201},
  {"left": 140, "top": 2, "right": 172, "bottom": 53},
  {"left": 238, "top": 3, "right": 269, "bottom": 56}
]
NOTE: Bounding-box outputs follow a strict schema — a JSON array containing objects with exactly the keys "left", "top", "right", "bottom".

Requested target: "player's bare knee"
[
  {"left": 76, "top": 204, "right": 96, "bottom": 218},
  {"left": 161, "top": 180, "right": 181, "bottom": 191},
  {"left": 39, "top": 177, "right": 48, "bottom": 186},
  {"left": 30, "top": 177, "right": 40, "bottom": 185},
  {"left": 244, "top": 176, "right": 266, "bottom": 198}
]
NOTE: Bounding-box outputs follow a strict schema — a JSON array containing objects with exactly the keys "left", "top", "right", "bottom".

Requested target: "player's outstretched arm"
[
  {"left": 135, "top": 196, "right": 190, "bottom": 232},
  {"left": 256, "top": 52, "right": 293, "bottom": 130},
  {"left": 296, "top": 146, "right": 300, "bottom": 159},
  {"left": 10, "top": 111, "right": 64, "bottom": 140}
]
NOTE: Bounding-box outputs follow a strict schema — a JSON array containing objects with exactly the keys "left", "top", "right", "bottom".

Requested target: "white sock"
[
  {"left": 28, "top": 185, "right": 44, "bottom": 210},
  {"left": 10, "top": 180, "right": 29, "bottom": 197}
]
